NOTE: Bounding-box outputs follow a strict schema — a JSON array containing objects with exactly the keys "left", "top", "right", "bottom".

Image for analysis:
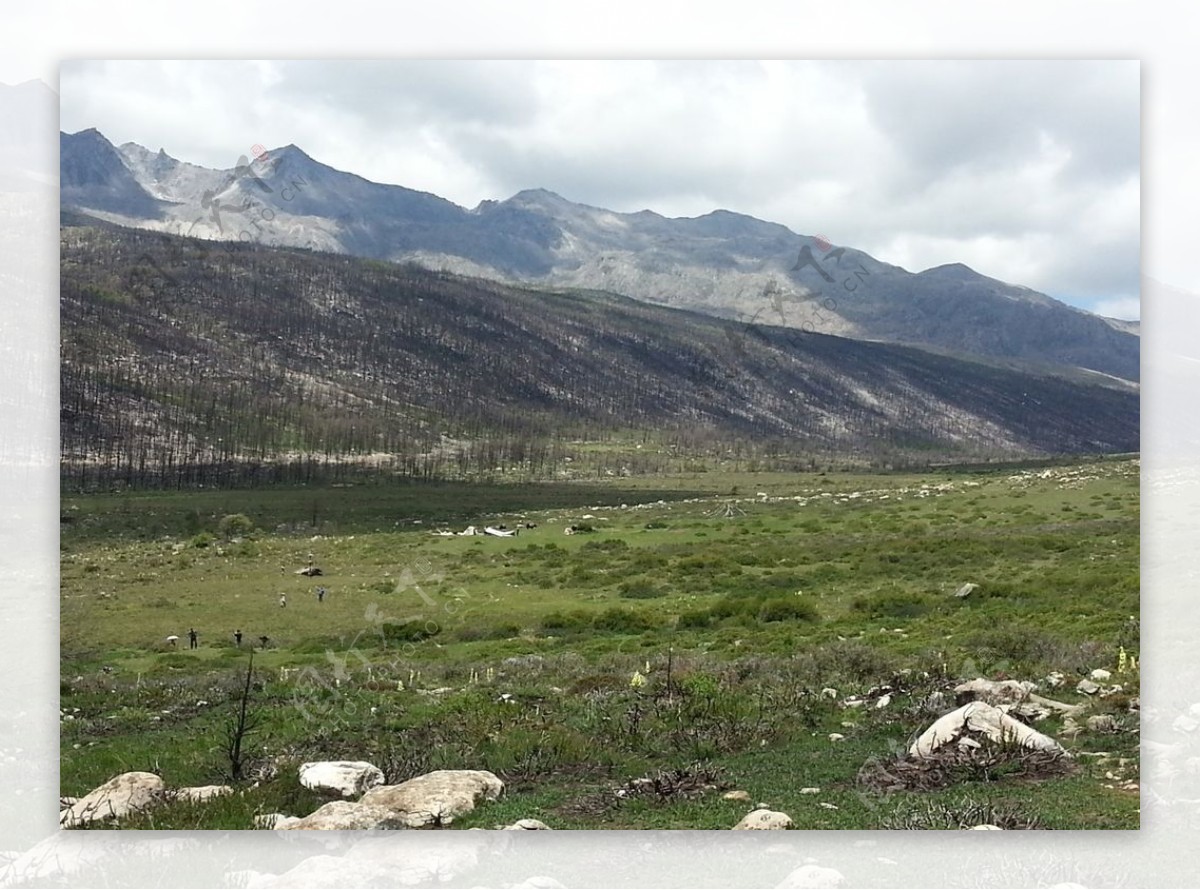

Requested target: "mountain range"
[{"left": 59, "top": 128, "right": 1140, "bottom": 383}]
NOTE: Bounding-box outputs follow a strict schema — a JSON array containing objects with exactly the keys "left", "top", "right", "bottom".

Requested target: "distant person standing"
[
  {"left": 234, "top": 629, "right": 243, "bottom": 648},
  {"left": 188, "top": 628, "right": 198, "bottom": 649},
  {"left": 259, "top": 634, "right": 270, "bottom": 649},
  {"left": 279, "top": 593, "right": 287, "bottom": 608},
  {"left": 317, "top": 586, "right": 326, "bottom": 603}
]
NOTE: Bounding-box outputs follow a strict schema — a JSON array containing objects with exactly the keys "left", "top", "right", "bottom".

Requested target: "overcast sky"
[{"left": 60, "top": 59, "right": 1140, "bottom": 319}]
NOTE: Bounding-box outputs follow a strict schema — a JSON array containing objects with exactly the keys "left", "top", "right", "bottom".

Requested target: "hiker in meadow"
[
  {"left": 317, "top": 586, "right": 326, "bottom": 603},
  {"left": 188, "top": 628, "right": 198, "bottom": 649},
  {"left": 234, "top": 629, "right": 243, "bottom": 648}
]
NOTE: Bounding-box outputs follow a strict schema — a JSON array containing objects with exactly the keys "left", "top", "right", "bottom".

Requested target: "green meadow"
[{"left": 60, "top": 457, "right": 1140, "bottom": 829}]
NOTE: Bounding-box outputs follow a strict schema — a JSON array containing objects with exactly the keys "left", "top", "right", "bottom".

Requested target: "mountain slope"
[
  {"left": 60, "top": 221, "right": 1138, "bottom": 485},
  {"left": 58, "top": 129, "right": 1140, "bottom": 382}
]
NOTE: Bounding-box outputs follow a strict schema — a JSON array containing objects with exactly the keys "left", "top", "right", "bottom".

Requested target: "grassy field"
[{"left": 59, "top": 457, "right": 1140, "bottom": 829}]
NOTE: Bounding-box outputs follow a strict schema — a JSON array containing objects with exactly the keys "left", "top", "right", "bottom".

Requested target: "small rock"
[
  {"left": 723, "top": 790, "right": 752, "bottom": 802},
  {"left": 1076, "top": 679, "right": 1101, "bottom": 695},
  {"left": 1090, "top": 668, "right": 1113, "bottom": 682},
  {"left": 969, "top": 824, "right": 1003, "bottom": 830},
  {"left": 731, "top": 808, "right": 793, "bottom": 830},
  {"left": 1086, "top": 714, "right": 1118, "bottom": 733},
  {"left": 503, "top": 818, "right": 552, "bottom": 830},
  {"left": 799, "top": 787, "right": 821, "bottom": 794},
  {"left": 828, "top": 733, "right": 845, "bottom": 742},
  {"left": 953, "top": 582, "right": 979, "bottom": 599}
]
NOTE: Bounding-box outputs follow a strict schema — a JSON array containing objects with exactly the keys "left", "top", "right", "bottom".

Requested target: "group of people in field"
[{"left": 171, "top": 586, "right": 328, "bottom": 650}]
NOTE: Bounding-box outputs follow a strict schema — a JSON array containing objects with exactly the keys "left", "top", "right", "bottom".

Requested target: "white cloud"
[{"left": 58, "top": 59, "right": 1139, "bottom": 311}]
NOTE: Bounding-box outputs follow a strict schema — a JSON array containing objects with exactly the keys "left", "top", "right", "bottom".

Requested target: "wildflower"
[
  {"left": 630, "top": 671, "right": 647, "bottom": 689},
  {"left": 1118, "top": 646, "right": 1128, "bottom": 674}
]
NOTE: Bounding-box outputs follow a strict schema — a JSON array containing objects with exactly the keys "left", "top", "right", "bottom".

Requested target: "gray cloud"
[{"left": 59, "top": 59, "right": 1140, "bottom": 318}]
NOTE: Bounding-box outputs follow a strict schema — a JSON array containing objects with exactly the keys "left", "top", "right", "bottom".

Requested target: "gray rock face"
[
  {"left": 298, "top": 761, "right": 385, "bottom": 798},
  {"left": 59, "top": 771, "right": 165, "bottom": 827},
  {"left": 359, "top": 769, "right": 505, "bottom": 828},
  {"left": 731, "top": 808, "right": 794, "bottom": 830}
]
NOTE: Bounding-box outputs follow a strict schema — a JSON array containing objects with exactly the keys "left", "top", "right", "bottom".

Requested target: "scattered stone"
[
  {"left": 776, "top": 864, "right": 846, "bottom": 888},
  {"left": 953, "top": 582, "right": 979, "bottom": 599},
  {"left": 1044, "top": 671, "right": 1066, "bottom": 688},
  {"left": 298, "top": 761, "right": 385, "bottom": 798},
  {"left": 278, "top": 800, "right": 407, "bottom": 830},
  {"left": 1087, "top": 714, "right": 1118, "bottom": 733},
  {"left": 968, "top": 824, "right": 1003, "bottom": 830},
  {"left": 731, "top": 809, "right": 793, "bottom": 830},
  {"left": 60, "top": 771, "right": 165, "bottom": 827},
  {"left": 502, "top": 819, "right": 552, "bottom": 830},
  {"left": 799, "top": 787, "right": 821, "bottom": 795},
  {"left": 1090, "top": 668, "right": 1113, "bottom": 682},
  {"left": 909, "top": 702, "right": 1070, "bottom": 759},
  {"left": 723, "top": 790, "right": 752, "bottom": 802},
  {"left": 359, "top": 769, "right": 504, "bottom": 828},
  {"left": 59, "top": 797, "right": 78, "bottom": 810},
  {"left": 875, "top": 694, "right": 892, "bottom": 709},
  {"left": 176, "top": 785, "right": 232, "bottom": 803},
  {"left": 818, "top": 802, "right": 838, "bottom": 810},
  {"left": 828, "top": 733, "right": 845, "bottom": 743},
  {"left": 1076, "top": 679, "right": 1101, "bottom": 695}
]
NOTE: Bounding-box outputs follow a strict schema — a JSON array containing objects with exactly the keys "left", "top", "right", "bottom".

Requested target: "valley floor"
[{"left": 59, "top": 457, "right": 1140, "bottom": 830}]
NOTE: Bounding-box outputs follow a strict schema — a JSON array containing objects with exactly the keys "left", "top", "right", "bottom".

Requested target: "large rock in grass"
[
  {"left": 176, "top": 784, "right": 232, "bottom": 803},
  {"left": 909, "top": 701, "right": 1069, "bottom": 759},
  {"left": 299, "top": 761, "right": 385, "bottom": 798},
  {"left": 278, "top": 800, "right": 409, "bottom": 830},
  {"left": 359, "top": 769, "right": 504, "bottom": 828},
  {"left": 59, "top": 771, "right": 164, "bottom": 827},
  {"left": 731, "top": 808, "right": 793, "bottom": 830}
]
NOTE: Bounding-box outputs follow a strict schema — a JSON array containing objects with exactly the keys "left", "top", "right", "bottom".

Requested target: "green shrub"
[
  {"left": 618, "top": 579, "right": 667, "bottom": 600},
  {"left": 592, "top": 606, "right": 658, "bottom": 634},
  {"left": 541, "top": 609, "right": 593, "bottom": 634},
  {"left": 189, "top": 531, "right": 215, "bottom": 549},
  {"left": 676, "top": 609, "right": 713, "bottom": 630},
  {"left": 217, "top": 513, "right": 256, "bottom": 538},
  {"left": 757, "top": 597, "right": 819, "bottom": 623},
  {"left": 850, "top": 590, "right": 933, "bottom": 619},
  {"left": 581, "top": 539, "right": 628, "bottom": 553}
]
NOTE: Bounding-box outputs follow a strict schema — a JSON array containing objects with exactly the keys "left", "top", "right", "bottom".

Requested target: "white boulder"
[
  {"left": 732, "top": 808, "right": 793, "bottom": 830},
  {"left": 176, "top": 784, "right": 232, "bottom": 803},
  {"left": 59, "top": 771, "right": 165, "bottom": 827},
  {"left": 278, "top": 800, "right": 408, "bottom": 830},
  {"left": 503, "top": 818, "right": 552, "bottom": 830},
  {"left": 359, "top": 769, "right": 504, "bottom": 828},
  {"left": 909, "top": 701, "right": 1070, "bottom": 759},
  {"left": 298, "top": 760, "right": 385, "bottom": 798}
]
